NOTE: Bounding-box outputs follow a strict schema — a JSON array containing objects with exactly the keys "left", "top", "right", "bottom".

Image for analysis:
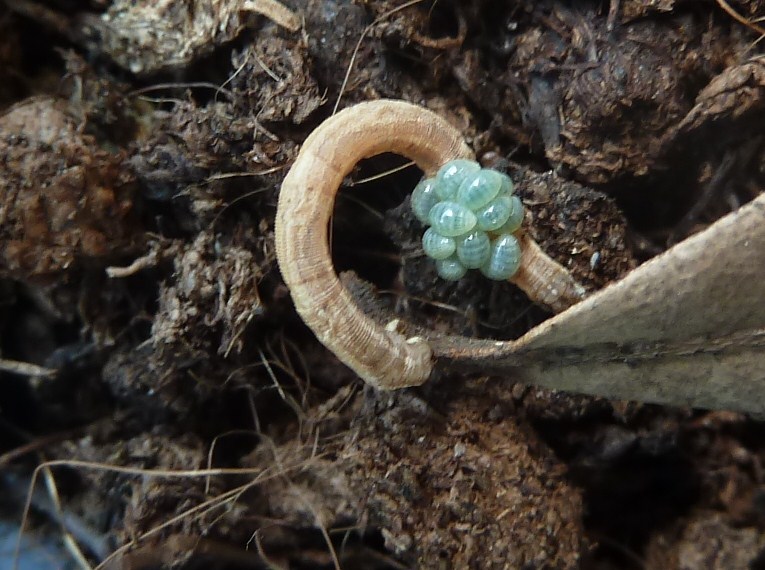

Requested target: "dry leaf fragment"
[
  {"left": 434, "top": 190, "right": 765, "bottom": 413},
  {"left": 658, "top": 55, "right": 765, "bottom": 156}
]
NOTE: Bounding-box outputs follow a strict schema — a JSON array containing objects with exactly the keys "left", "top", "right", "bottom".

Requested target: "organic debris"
[{"left": 2, "top": 1, "right": 765, "bottom": 569}]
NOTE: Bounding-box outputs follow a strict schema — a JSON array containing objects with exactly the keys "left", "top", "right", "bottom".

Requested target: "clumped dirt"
[
  {"left": 0, "top": 96, "right": 140, "bottom": 280},
  {"left": 1, "top": 1, "right": 765, "bottom": 569}
]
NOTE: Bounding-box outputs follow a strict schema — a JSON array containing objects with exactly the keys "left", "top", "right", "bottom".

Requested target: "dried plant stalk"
[{"left": 275, "top": 100, "right": 585, "bottom": 389}]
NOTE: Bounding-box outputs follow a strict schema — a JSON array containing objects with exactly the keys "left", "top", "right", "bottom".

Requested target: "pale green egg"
[
  {"left": 500, "top": 173, "right": 514, "bottom": 195},
  {"left": 435, "top": 159, "right": 480, "bottom": 200},
  {"left": 410, "top": 177, "right": 440, "bottom": 224},
  {"left": 428, "top": 201, "right": 477, "bottom": 237},
  {"left": 456, "top": 230, "right": 491, "bottom": 269},
  {"left": 481, "top": 233, "right": 522, "bottom": 280},
  {"left": 476, "top": 195, "right": 512, "bottom": 232},
  {"left": 435, "top": 255, "right": 467, "bottom": 281},
  {"left": 494, "top": 195, "right": 525, "bottom": 234},
  {"left": 456, "top": 169, "right": 503, "bottom": 210},
  {"left": 422, "top": 227, "right": 456, "bottom": 260}
]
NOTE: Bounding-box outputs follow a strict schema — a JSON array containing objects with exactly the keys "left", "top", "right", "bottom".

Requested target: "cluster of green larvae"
[{"left": 411, "top": 159, "right": 525, "bottom": 281}]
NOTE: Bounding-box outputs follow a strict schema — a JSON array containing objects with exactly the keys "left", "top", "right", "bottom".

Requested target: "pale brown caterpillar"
[
  {"left": 513, "top": 233, "right": 586, "bottom": 313},
  {"left": 275, "top": 100, "right": 585, "bottom": 389}
]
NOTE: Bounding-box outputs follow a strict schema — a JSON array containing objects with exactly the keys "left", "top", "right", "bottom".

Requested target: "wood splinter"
[{"left": 275, "top": 99, "right": 585, "bottom": 389}]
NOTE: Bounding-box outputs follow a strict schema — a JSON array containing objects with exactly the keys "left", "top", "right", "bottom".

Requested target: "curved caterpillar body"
[
  {"left": 513, "top": 234, "right": 587, "bottom": 313},
  {"left": 275, "top": 100, "right": 585, "bottom": 389},
  {"left": 275, "top": 101, "right": 471, "bottom": 389}
]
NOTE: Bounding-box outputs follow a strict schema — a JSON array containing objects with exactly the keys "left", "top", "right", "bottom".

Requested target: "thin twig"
[
  {"left": 242, "top": 0, "right": 300, "bottom": 32},
  {"left": 14, "top": 456, "right": 322, "bottom": 570},
  {"left": 128, "top": 82, "right": 236, "bottom": 99},
  {"left": 346, "top": 161, "right": 417, "bottom": 186},
  {"left": 0, "top": 358, "right": 56, "bottom": 378},
  {"left": 39, "top": 461, "right": 93, "bottom": 570},
  {"left": 0, "top": 430, "right": 81, "bottom": 468},
  {"left": 715, "top": 0, "right": 765, "bottom": 35},
  {"left": 295, "top": 490, "right": 341, "bottom": 570},
  {"left": 333, "top": 0, "right": 426, "bottom": 114}
]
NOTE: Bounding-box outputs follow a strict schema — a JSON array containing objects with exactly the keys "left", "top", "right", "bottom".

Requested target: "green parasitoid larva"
[
  {"left": 481, "top": 233, "right": 522, "bottom": 280},
  {"left": 435, "top": 255, "right": 467, "bottom": 281},
  {"left": 456, "top": 169, "right": 504, "bottom": 210},
  {"left": 428, "top": 201, "right": 477, "bottom": 237},
  {"left": 435, "top": 159, "right": 480, "bottom": 200},
  {"left": 495, "top": 195, "right": 525, "bottom": 234},
  {"left": 456, "top": 230, "right": 491, "bottom": 269},
  {"left": 500, "top": 173, "right": 514, "bottom": 195},
  {"left": 476, "top": 194, "right": 513, "bottom": 232},
  {"left": 411, "top": 178, "right": 440, "bottom": 224},
  {"left": 422, "top": 227, "right": 456, "bottom": 259}
]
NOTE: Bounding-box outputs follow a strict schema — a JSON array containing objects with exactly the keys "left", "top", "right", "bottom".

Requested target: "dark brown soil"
[{"left": 1, "top": 1, "right": 765, "bottom": 569}]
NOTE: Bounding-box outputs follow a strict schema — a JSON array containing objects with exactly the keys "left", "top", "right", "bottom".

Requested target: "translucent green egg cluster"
[{"left": 411, "top": 159, "right": 525, "bottom": 281}]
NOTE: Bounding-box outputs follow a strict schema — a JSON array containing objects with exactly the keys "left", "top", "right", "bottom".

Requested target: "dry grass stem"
[
  {"left": 0, "top": 358, "right": 57, "bottom": 378},
  {"left": 15, "top": 457, "right": 320, "bottom": 570}
]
